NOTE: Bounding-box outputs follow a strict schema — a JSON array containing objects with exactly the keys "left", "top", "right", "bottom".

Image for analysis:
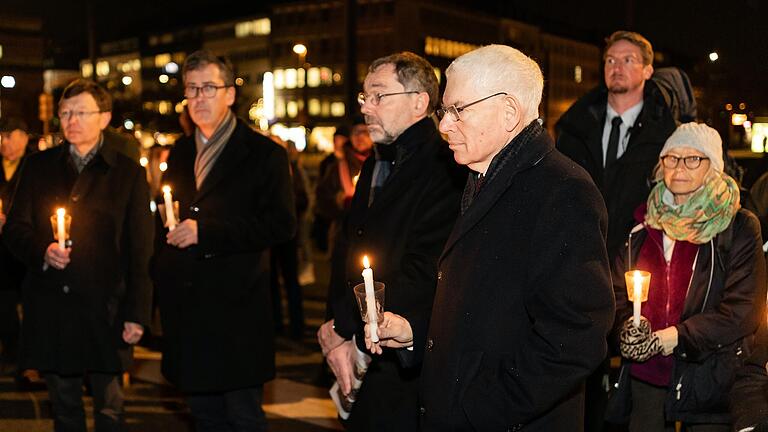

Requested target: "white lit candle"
[
  {"left": 56, "top": 208, "right": 66, "bottom": 250},
  {"left": 162, "top": 185, "right": 176, "bottom": 231},
  {"left": 362, "top": 255, "right": 378, "bottom": 343},
  {"left": 633, "top": 271, "right": 643, "bottom": 328}
]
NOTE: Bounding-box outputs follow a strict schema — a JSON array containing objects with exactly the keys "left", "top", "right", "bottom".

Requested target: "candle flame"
[
  {"left": 162, "top": 185, "right": 171, "bottom": 194},
  {"left": 56, "top": 208, "right": 66, "bottom": 217},
  {"left": 363, "top": 255, "right": 370, "bottom": 269}
]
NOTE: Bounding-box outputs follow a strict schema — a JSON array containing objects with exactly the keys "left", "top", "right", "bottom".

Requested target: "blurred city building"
[{"left": 0, "top": 13, "right": 44, "bottom": 133}]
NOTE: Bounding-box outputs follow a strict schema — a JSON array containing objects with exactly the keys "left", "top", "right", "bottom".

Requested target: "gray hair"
[
  {"left": 182, "top": 50, "right": 235, "bottom": 86},
  {"left": 446, "top": 45, "right": 543, "bottom": 123}
]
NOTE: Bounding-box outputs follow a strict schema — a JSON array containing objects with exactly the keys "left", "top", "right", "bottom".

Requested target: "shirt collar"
[{"left": 606, "top": 100, "right": 643, "bottom": 127}]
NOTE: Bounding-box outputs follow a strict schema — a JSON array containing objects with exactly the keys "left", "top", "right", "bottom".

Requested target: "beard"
[{"left": 608, "top": 84, "right": 629, "bottom": 94}]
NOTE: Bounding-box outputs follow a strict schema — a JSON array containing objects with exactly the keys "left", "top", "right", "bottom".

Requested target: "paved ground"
[{"left": 0, "top": 254, "right": 343, "bottom": 431}]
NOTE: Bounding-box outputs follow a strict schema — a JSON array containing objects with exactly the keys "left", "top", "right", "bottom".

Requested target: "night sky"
[{"left": 5, "top": 0, "right": 768, "bottom": 110}]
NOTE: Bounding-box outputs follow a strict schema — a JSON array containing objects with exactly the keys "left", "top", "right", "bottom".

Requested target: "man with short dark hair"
[
  {"left": 152, "top": 50, "right": 296, "bottom": 431},
  {"left": 316, "top": 51, "right": 465, "bottom": 430},
  {"left": 4, "top": 79, "right": 153, "bottom": 431}
]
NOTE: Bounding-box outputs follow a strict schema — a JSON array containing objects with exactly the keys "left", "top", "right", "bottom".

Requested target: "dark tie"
[{"left": 605, "top": 116, "right": 623, "bottom": 167}]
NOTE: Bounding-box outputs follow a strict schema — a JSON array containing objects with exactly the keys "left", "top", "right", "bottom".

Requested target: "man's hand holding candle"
[
  {"left": 365, "top": 311, "right": 414, "bottom": 355},
  {"left": 44, "top": 242, "right": 71, "bottom": 270},
  {"left": 166, "top": 219, "right": 198, "bottom": 248}
]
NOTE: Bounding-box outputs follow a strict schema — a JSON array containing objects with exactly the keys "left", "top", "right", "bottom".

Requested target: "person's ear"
[
  {"left": 642, "top": 64, "right": 654, "bottom": 81},
  {"left": 503, "top": 95, "right": 522, "bottom": 132},
  {"left": 99, "top": 111, "right": 112, "bottom": 130},
  {"left": 413, "top": 92, "right": 430, "bottom": 118}
]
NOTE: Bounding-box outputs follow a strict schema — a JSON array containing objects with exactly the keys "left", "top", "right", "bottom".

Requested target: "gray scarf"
[{"left": 194, "top": 111, "right": 237, "bottom": 189}]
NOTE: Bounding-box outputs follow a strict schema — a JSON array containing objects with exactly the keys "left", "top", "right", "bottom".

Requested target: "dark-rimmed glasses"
[
  {"left": 184, "top": 84, "right": 232, "bottom": 99},
  {"left": 436, "top": 92, "right": 508, "bottom": 122},
  {"left": 660, "top": 155, "right": 709, "bottom": 170},
  {"left": 357, "top": 91, "right": 420, "bottom": 107}
]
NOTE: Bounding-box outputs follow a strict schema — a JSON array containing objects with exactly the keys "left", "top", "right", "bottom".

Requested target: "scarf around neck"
[
  {"left": 194, "top": 111, "right": 237, "bottom": 189},
  {"left": 645, "top": 171, "right": 740, "bottom": 244}
]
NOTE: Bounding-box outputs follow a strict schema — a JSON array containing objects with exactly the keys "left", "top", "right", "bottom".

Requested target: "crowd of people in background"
[{"left": 1, "top": 28, "right": 768, "bottom": 432}]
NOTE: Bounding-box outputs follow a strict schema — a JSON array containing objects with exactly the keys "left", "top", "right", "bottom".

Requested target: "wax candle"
[
  {"left": 362, "top": 255, "right": 378, "bottom": 343},
  {"left": 56, "top": 208, "right": 66, "bottom": 250},
  {"left": 162, "top": 185, "right": 176, "bottom": 231},
  {"left": 632, "top": 271, "right": 643, "bottom": 328}
]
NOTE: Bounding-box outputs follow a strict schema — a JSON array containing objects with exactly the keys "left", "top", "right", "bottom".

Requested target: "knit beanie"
[{"left": 660, "top": 122, "right": 724, "bottom": 172}]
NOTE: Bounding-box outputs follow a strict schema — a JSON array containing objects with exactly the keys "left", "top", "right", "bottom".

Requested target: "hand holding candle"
[
  {"left": 625, "top": 270, "right": 651, "bottom": 327},
  {"left": 162, "top": 185, "right": 177, "bottom": 231},
  {"left": 362, "top": 255, "right": 379, "bottom": 343}
]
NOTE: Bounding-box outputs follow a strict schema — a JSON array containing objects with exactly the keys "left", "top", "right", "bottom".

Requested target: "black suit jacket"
[
  {"left": 327, "top": 117, "right": 465, "bottom": 430},
  {"left": 4, "top": 135, "right": 153, "bottom": 374},
  {"left": 556, "top": 81, "right": 676, "bottom": 258},
  {"left": 152, "top": 119, "right": 296, "bottom": 393},
  {"left": 419, "top": 121, "right": 615, "bottom": 431}
]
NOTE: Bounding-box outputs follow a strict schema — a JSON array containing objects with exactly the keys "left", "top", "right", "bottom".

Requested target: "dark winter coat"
[
  {"left": 609, "top": 209, "right": 766, "bottom": 424},
  {"left": 418, "top": 121, "right": 615, "bottom": 432},
  {"left": 4, "top": 135, "right": 153, "bottom": 374},
  {"left": 328, "top": 117, "right": 466, "bottom": 431},
  {"left": 152, "top": 119, "right": 296, "bottom": 393},
  {"left": 556, "top": 81, "right": 676, "bottom": 257},
  {"left": 731, "top": 325, "right": 768, "bottom": 431}
]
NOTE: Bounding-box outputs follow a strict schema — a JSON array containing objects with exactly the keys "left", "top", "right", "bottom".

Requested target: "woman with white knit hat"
[{"left": 606, "top": 122, "right": 767, "bottom": 431}]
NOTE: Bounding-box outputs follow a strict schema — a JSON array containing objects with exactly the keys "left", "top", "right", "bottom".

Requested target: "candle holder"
[
  {"left": 625, "top": 270, "right": 651, "bottom": 302},
  {"left": 50, "top": 212, "right": 72, "bottom": 246},
  {"left": 157, "top": 201, "right": 180, "bottom": 229},
  {"left": 353, "top": 281, "right": 385, "bottom": 324}
]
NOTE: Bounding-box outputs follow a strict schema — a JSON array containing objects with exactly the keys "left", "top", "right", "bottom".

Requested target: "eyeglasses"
[
  {"left": 357, "top": 91, "right": 420, "bottom": 107},
  {"left": 184, "top": 84, "right": 232, "bottom": 99},
  {"left": 58, "top": 110, "right": 102, "bottom": 121},
  {"left": 436, "top": 92, "right": 508, "bottom": 122},
  {"left": 660, "top": 155, "right": 710, "bottom": 170}
]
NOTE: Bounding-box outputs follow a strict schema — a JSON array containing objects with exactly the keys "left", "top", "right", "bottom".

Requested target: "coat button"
[
  {"left": 419, "top": 406, "right": 426, "bottom": 415},
  {"left": 356, "top": 228, "right": 364, "bottom": 237},
  {"left": 62, "top": 285, "right": 70, "bottom": 294},
  {"left": 71, "top": 195, "right": 79, "bottom": 202},
  {"left": 190, "top": 206, "right": 199, "bottom": 212},
  {"left": 426, "top": 338, "right": 434, "bottom": 351},
  {"left": 437, "top": 271, "right": 442, "bottom": 280}
]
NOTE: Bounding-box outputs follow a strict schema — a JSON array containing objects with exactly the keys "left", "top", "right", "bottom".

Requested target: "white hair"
[{"left": 446, "top": 45, "right": 543, "bottom": 123}]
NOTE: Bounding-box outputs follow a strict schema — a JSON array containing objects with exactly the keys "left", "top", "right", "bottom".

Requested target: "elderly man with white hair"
[{"left": 365, "top": 45, "right": 615, "bottom": 431}]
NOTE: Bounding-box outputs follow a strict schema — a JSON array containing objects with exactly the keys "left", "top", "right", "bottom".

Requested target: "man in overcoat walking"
[
  {"left": 370, "top": 45, "right": 615, "bottom": 431},
  {"left": 151, "top": 50, "right": 296, "bottom": 431},
  {"left": 4, "top": 79, "right": 153, "bottom": 431}
]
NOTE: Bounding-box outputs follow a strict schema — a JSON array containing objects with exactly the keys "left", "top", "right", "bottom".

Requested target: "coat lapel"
[
  {"left": 192, "top": 123, "right": 249, "bottom": 204},
  {"left": 440, "top": 129, "right": 554, "bottom": 262}
]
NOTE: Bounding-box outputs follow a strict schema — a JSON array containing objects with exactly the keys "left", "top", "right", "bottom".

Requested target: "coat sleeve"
[
  {"left": 196, "top": 144, "right": 297, "bottom": 255},
  {"left": 3, "top": 156, "right": 49, "bottom": 270},
  {"left": 461, "top": 176, "right": 616, "bottom": 428},
  {"left": 394, "top": 160, "right": 464, "bottom": 368},
  {"left": 675, "top": 212, "right": 767, "bottom": 362},
  {"left": 120, "top": 166, "right": 154, "bottom": 327},
  {"left": 732, "top": 326, "right": 768, "bottom": 431}
]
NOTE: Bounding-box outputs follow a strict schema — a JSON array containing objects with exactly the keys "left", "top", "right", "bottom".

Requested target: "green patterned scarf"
[{"left": 645, "top": 171, "right": 740, "bottom": 244}]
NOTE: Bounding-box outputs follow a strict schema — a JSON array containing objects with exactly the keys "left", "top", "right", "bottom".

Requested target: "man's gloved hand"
[{"left": 619, "top": 316, "right": 662, "bottom": 362}]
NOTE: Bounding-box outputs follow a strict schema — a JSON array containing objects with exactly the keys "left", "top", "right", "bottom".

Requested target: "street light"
[
  {"left": 292, "top": 43, "right": 309, "bottom": 125},
  {"left": 709, "top": 52, "right": 719, "bottom": 62}
]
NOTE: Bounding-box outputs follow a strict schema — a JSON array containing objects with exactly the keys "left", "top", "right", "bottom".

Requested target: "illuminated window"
[
  {"left": 274, "top": 69, "right": 285, "bottom": 89},
  {"left": 321, "top": 100, "right": 330, "bottom": 117},
  {"left": 275, "top": 98, "right": 286, "bottom": 118},
  {"left": 330, "top": 102, "right": 345, "bottom": 117},
  {"left": 235, "top": 18, "right": 271, "bottom": 38},
  {"left": 96, "top": 61, "right": 110, "bottom": 77},
  {"left": 574, "top": 65, "right": 582, "bottom": 84},
  {"left": 155, "top": 53, "right": 171, "bottom": 68},
  {"left": 0, "top": 45, "right": 3, "bottom": 60},
  {"left": 158, "top": 101, "right": 173, "bottom": 115},
  {"left": 82, "top": 63, "right": 93, "bottom": 78},
  {"left": 285, "top": 69, "right": 297, "bottom": 89},
  {"left": 320, "top": 67, "right": 333, "bottom": 85},
  {"left": 424, "top": 36, "right": 479, "bottom": 59},
  {"left": 309, "top": 98, "right": 321, "bottom": 115},
  {"left": 298, "top": 68, "right": 305, "bottom": 88},
  {"left": 287, "top": 101, "right": 298, "bottom": 118},
  {"left": 307, "top": 67, "right": 321, "bottom": 88}
]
